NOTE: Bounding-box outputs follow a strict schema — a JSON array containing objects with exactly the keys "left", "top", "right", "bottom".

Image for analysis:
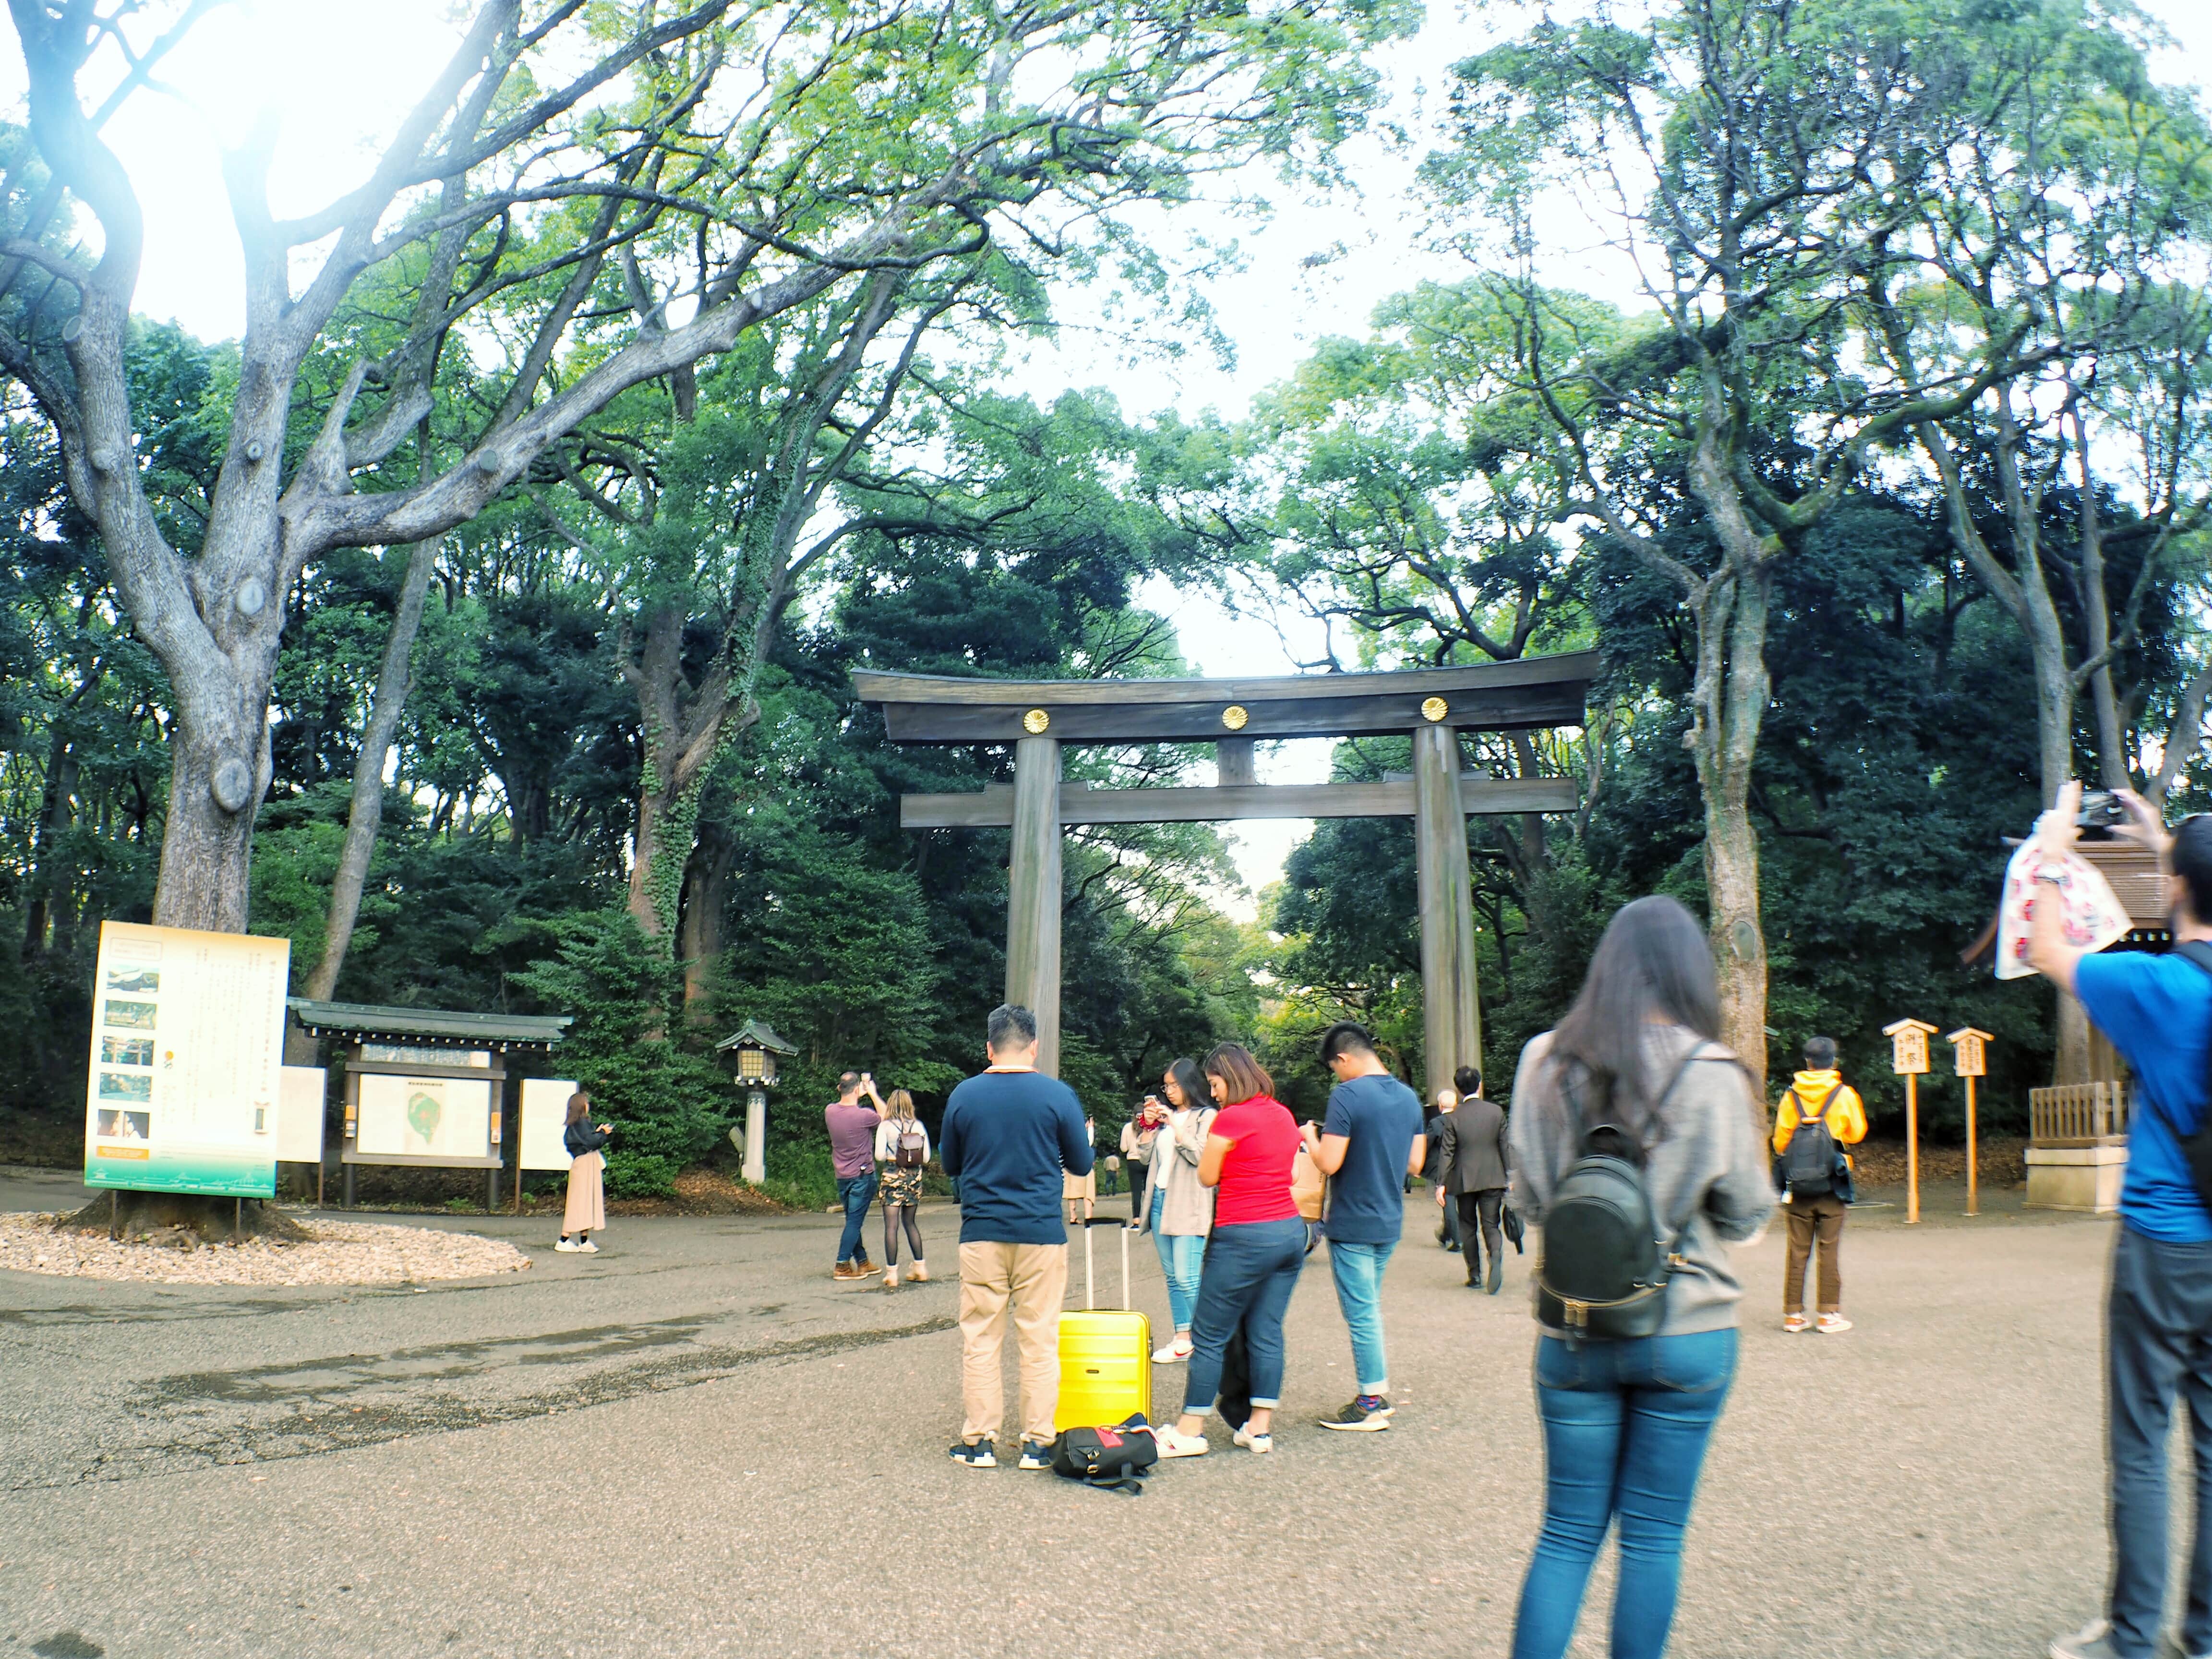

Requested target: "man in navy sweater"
[{"left": 939, "top": 1003, "right": 1094, "bottom": 1471}]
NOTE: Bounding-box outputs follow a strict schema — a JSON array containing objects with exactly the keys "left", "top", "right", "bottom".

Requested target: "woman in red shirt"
[{"left": 1155, "top": 1043, "right": 1307, "bottom": 1459}]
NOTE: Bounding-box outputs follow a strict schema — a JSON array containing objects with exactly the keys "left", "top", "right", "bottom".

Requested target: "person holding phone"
[
  {"left": 826, "top": 1071, "right": 883, "bottom": 1281},
  {"left": 1121, "top": 1096, "right": 1162, "bottom": 1228},
  {"left": 1141, "top": 1058, "right": 1216, "bottom": 1363},
  {"left": 557, "top": 1090, "right": 613, "bottom": 1254}
]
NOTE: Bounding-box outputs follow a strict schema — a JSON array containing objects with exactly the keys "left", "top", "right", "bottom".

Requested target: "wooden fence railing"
[{"left": 2029, "top": 1082, "right": 2130, "bottom": 1146}]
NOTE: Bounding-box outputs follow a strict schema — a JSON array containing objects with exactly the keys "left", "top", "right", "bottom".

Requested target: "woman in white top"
[
  {"left": 872, "top": 1088, "right": 931, "bottom": 1288},
  {"left": 1141, "top": 1057, "right": 1217, "bottom": 1362}
]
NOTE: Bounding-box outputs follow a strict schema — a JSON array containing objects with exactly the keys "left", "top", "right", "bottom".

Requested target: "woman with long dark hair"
[
  {"left": 1140, "top": 1057, "right": 1215, "bottom": 1362},
  {"left": 1506, "top": 896, "right": 1773, "bottom": 1659},
  {"left": 558, "top": 1091, "right": 613, "bottom": 1254},
  {"left": 1153, "top": 1043, "right": 1306, "bottom": 1460}
]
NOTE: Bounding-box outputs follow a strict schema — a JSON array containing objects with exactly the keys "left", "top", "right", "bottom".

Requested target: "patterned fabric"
[{"left": 880, "top": 1165, "right": 925, "bottom": 1208}]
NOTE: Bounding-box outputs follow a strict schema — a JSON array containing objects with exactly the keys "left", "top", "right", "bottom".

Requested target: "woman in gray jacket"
[
  {"left": 1505, "top": 895, "right": 1773, "bottom": 1659},
  {"left": 1140, "top": 1057, "right": 1216, "bottom": 1363}
]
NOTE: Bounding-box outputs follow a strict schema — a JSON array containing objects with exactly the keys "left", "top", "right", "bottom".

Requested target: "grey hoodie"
[{"left": 1508, "top": 1025, "right": 1775, "bottom": 1336}]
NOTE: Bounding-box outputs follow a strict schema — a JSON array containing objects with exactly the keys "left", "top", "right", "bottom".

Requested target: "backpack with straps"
[
  {"left": 1535, "top": 1045, "right": 1717, "bottom": 1343},
  {"left": 1781, "top": 1086, "right": 1843, "bottom": 1198},
  {"left": 894, "top": 1121, "right": 928, "bottom": 1170},
  {"left": 2144, "top": 942, "right": 2212, "bottom": 1214},
  {"left": 1050, "top": 1416, "right": 1159, "bottom": 1496}
]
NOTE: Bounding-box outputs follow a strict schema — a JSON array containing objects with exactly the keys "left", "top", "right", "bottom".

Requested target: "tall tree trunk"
[
  {"left": 305, "top": 538, "right": 440, "bottom": 1000},
  {"left": 1686, "top": 567, "right": 1774, "bottom": 1096},
  {"left": 1683, "top": 430, "right": 1777, "bottom": 1097},
  {"left": 677, "top": 815, "right": 739, "bottom": 1010},
  {"left": 155, "top": 649, "right": 281, "bottom": 933}
]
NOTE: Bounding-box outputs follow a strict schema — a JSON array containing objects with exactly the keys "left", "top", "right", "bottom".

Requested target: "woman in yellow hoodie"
[{"left": 1772, "top": 1035, "right": 1868, "bottom": 1334}]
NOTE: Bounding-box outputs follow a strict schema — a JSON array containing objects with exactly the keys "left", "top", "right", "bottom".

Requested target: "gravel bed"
[{"left": 0, "top": 1212, "right": 533, "bottom": 1286}]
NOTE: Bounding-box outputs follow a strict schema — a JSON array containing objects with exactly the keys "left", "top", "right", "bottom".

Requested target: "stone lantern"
[{"left": 716, "top": 1020, "right": 796, "bottom": 1186}]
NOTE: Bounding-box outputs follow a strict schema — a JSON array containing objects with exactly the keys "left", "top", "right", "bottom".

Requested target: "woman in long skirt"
[{"left": 558, "top": 1090, "right": 612, "bottom": 1254}]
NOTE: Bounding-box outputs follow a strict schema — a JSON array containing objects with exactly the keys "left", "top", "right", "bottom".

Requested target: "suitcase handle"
[{"left": 1077, "top": 1214, "right": 1133, "bottom": 1310}]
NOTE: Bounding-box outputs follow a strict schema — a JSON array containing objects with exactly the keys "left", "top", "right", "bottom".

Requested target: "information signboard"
[
  {"left": 519, "top": 1078, "right": 582, "bottom": 1172},
  {"left": 83, "top": 920, "right": 288, "bottom": 1198}
]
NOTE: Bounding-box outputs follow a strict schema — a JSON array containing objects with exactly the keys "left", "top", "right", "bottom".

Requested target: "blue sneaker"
[
  {"left": 1017, "top": 1440, "right": 1054, "bottom": 1470},
  {"left": 948, "top": 1439, "right": 997, "bottom": 1468}
]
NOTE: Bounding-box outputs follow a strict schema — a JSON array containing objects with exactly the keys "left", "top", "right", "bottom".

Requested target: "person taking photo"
[
  {"left": 2031, "top": 785, "right": 2212, "bottom": 1659},
  {"left": 1140, "top": 1057, "right": 1215, "bottom": 1364}
]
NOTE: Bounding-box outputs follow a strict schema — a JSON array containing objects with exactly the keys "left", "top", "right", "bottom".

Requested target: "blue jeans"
[
  {"left": 1149, "top": 1186, "right": 1206, "bottom": 1333},
  {"left": 835, "top": 1172, "right": 877, "bottom": 1264},
  {"left": 1327, "top": 1238, "right": 1399, "bottom": 1394},
  {"left": 1182, "top": 1218, "right": 1306, "bottom": 1415},
  {"left": 2105, "top": 1226, "right": 2212, "bottom": 1659},
  {"left": 1512, "top": 1329, "right": 1737, "bottom": 1659}
]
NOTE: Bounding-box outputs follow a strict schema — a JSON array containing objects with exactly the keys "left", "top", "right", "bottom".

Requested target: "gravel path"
[{"left": 0, "top": 1211, "right": 531, "bottom": 1286}]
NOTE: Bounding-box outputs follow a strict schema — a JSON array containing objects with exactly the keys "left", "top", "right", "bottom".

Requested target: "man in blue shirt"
[
  {"left": 1301, "top": 1020, "right": 1426, "bottom": 1433},
  {"left": 937, "top": 1003, "right": 1093, "bottom": 1472},
  {"left": 2031, "top": 784, "right": 2212, "bottom": 1659}
]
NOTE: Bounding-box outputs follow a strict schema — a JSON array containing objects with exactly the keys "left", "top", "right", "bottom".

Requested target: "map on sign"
[{"left": 406, "top": 1089, "right": 443, "bottom": 1147}]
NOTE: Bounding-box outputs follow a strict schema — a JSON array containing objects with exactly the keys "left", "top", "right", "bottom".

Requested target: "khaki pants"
[
  {"left": 1784, "top": 1192, "right": 1848, "bottom": 1314},
  {"left": 958, "top": 1240, "right": 1068, "bottom": 1448}
]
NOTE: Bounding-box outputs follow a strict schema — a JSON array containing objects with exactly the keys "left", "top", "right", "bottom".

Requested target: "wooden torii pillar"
[{"left": 855, "top": 652, "right": 1596, "bottom": 1092}]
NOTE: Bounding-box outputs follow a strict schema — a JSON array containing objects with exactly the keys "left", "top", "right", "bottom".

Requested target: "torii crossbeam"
[{"left": 853, "top": 650, "right": 1596, "bottom": 1092}]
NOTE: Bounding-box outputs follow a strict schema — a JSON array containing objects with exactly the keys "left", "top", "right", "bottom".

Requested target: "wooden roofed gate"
[{"left": 854, "top": 652, "right": 1596, "bottom": 1095}]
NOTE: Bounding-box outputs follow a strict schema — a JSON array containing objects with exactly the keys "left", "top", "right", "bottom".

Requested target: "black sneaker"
[
  {"left": 1321, "top": 1396, "right": 1393, "bottom": 1432},
  {"left": 948, "top": 1439, "right": 997, "bottom": 1468},
  {"left": 1017, "top": 1440, "right": 1055, "bottom": 1470}
]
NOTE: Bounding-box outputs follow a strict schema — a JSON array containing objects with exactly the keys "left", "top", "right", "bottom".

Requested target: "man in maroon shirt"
[{"left": 826, "top": 1072, "right": 883, "bottom": 1281}]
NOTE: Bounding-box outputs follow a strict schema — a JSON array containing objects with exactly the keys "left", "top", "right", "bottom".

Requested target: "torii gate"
[{"left": 853, "top": 650, "right": 1595, "bottom": 1094}]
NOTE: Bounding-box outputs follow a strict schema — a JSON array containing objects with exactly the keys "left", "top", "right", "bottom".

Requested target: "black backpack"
[
  {"left": 1535, "top": 1046, "right": 1717, "bottom": 1343},
  {"left": 1780, "top": 1086, "right": 1843, "bottom": 1198},
  {"left": 2146, "top": 943, "right": 2212, "bottom": 1213},
  {"left": 1050, "top": 1415, "right": 1158, "bottom": 1496}
]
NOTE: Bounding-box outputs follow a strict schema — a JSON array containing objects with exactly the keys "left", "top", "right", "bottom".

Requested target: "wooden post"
[
  {"left": 1005, "top": 734, "right": 1063, "bottom": 1077},
  {"left": 1413, "top": 723, "right": 1482, "bottom": 1097},
  {"left": 1946, "top": 1028, "right": 1991, "bottom": 1219},
  {"left": 1963, "top": 1077, "right": 1977, "bottom": 1215},
  {"left": 1217, "top": 738, "right": 1257, "bottom": 787},
  {"left": 1885, "top": 1019, "right": 1935, "bottom": 1225},
  {"left": 1905, "top": 1076, "right": 1920, "bottom": 1225}
]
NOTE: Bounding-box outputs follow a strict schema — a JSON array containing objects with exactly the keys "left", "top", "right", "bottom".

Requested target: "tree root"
[{"left": 50, "top": 1191, "right": 314, "bottom": 1246}]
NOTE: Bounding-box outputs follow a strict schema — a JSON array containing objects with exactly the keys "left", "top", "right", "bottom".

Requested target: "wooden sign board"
[
  {"left": 1884, "top": 1018, "right": 1937, "bottom": 1076},
  {"left": 1946, "top": 1027, "right": 1992, "bottom": 1079}
]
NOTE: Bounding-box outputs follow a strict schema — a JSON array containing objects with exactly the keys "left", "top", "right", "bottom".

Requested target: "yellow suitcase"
[{"left": 1054, "top": 1217, "right": 1151, "bottom": 1432}]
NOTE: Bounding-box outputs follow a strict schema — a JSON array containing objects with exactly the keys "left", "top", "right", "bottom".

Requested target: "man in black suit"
[{"left": 1435, "top": 1066, "right": 1509, "bottom": 1292}]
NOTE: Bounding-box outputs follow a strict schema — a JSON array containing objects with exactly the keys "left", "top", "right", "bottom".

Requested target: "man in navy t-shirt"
[
  {"left": 2030, "top": 785, "right": 2212, "bottom": 1659},
  {"left": 938, "top": 1003, "right": 1093, "bottom": 1472},
  {"left": 1300, "top": 1020, "right": 1426, "bottom": 1434}
]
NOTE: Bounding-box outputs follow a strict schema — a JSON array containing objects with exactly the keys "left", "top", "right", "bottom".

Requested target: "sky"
[{"left": 7, "top": 0, "right": 2210, "bottom": 913}]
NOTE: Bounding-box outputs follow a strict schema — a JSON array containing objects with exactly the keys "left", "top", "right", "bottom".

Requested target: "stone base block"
[{"left": 2025, "top": 1144, "right": 2128, "bottom": 1214}]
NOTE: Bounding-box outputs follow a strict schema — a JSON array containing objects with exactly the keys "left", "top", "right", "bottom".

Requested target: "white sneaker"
[
  {"left": 554, "top": 1238, "right": 580, "bottom": 1253},
  {"left": 576, "top": 1240, "right": 599, "bottom": 1255},
  {"left": 1816, "top": 1312, "right": 1851, "bottom": 1334},
  {"left": 1154, "top": 1425, "right": 1209, "bottom": 1459},
  {"left": 1151, "top": 1337, "right": 1192, "bottom": 1363},
  {"left": 1232, "top": 1426, "right": 1273, "bottom": 1454}
]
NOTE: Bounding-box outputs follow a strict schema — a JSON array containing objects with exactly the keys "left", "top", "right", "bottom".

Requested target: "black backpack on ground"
[
  {"left": 1534, "top": 1045, "right": 1717, "bottom": 1343},
  {"left": 2145, "top": 943, "right": 2212, "bottom": 1213},
  {"left": 1050, "top": 1415, "right": 1158, "bottom": 1496},
  {"left": 1780, "top": 1085, "right": 1843, "bottom": 1199}
]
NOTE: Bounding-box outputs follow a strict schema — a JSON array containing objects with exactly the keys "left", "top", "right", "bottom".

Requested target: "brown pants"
[
  {"left": 1784, "top": 1192, "right": 1847, "bottom": 1314},
  {"left": 958, "top": 1240, "right": 1069, "bottom": 1448}
]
